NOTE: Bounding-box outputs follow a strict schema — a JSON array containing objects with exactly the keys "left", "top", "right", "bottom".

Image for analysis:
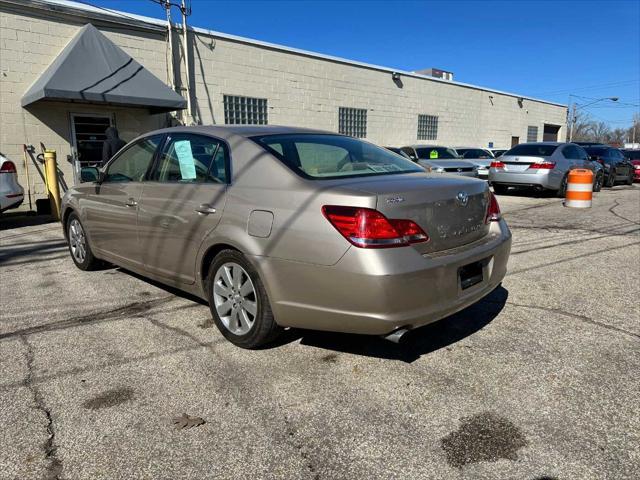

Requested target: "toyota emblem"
[{"left": 456, "top": 191, "right": 469, "bottom": 207}]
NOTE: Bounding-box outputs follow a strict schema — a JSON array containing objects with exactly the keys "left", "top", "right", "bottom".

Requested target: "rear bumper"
[
  {"left": 489, "top": 168, "right": 562, "bottom": 189},
  {"left": 252, "top": 220, "right": 512, "bottom": 335},
  {"left": 0, "top": 193, "right": 24, "bottom": 212}
]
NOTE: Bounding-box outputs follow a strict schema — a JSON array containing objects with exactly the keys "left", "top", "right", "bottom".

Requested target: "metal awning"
[{"left": 21, "top": 24, "right": 186, "bottom": 113}]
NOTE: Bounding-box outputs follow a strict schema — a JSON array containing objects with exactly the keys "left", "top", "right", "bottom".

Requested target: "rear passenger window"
[{"left": 152, "top": 134, "right": 228, "bottom": 183}]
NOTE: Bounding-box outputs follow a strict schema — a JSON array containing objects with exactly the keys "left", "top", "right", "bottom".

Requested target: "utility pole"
[
  {"left": 567, "top": 95, "right": 619, "bottom": 142},
  {"left": 180, "top": 0, "right": 194, "bottom": 125},
  {"left": 568, "top": 102, "right": 576, "bottom": 142},
  {"left": 164, "top": 1, "right": 175, "bottom": 91}
]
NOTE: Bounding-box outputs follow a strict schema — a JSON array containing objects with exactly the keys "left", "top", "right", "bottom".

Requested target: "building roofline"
[{"left": 3, "top": 0, "right": 567, "bottom": 109}]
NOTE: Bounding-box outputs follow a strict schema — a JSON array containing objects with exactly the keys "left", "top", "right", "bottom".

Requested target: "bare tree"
[
  {"left": 627, "top": 113, "right": 640, "bottom": 145},
  {"left": 589, "top": 122, "right": 611, "bottom": 143},
  {"left": 606, "top": 128, "right": 626, "bottom": 146},
  {"left": 569, "top": 110, "right": 595, "bottom": 141}
]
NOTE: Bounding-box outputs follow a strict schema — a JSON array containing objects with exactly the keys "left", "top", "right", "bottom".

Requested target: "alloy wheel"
[
  {"left": 212, "top": 262, "right": 258, "bottom": 335},
  {"left": 69, "top": 219, "right": 87, "bottom": 264}
]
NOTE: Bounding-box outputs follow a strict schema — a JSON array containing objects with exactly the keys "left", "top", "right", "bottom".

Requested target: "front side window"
[
  {"left": 506, "top": 144, "right": 558, "bottom": 157},
  {"left": 104, "top": 135, "right": 162, "bottom": 183},
  {"left": 252, "top": 134, "right": 423, "bottom": 179},
  {"left": 152, "top": 133, "right": 228, "bottom": 183}
]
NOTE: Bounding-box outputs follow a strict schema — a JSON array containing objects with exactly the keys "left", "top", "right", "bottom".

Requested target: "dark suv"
[{"left": 584, "top": 146, "right": 634, "bottom": 187}]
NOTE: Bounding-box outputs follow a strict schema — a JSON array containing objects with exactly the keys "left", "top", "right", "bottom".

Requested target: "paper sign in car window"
[
  {"left": 174, "top": 140, "right": 197, "bottom": 180},
  {"left": 430, "top": 150, "right": 439, "bottom": 159}
]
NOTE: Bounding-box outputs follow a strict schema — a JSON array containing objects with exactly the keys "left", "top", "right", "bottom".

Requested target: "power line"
[{"left": 532, "top": 79, "right": 640, "bottom": 97}]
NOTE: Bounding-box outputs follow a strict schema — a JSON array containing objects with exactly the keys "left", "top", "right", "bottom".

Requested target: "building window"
[
  {"left": 417, "top": 114, "right": 438, "bottom": 140},
  {"left": 527, "top": 125, "right": 538, "bottom": 143},
  {"left": 338, "top": 107, "right": 367, "bottom": 138},
  {"left": 223, "top": 95, "right": 268, "bottom": 125}
]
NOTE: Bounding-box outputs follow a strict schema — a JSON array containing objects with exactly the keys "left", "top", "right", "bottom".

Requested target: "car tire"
[
  {"left": 205, "top": 249, "right": 281, "bottom": 349},
  {"left": 66, "top": 213, "right": 101, "bottom": 271},
  {"left": 556, "top": 174, "right": 568, "bottom": 198},
  {"left": 605, "top": 171, "right": 616, "bottom": 188},
  {"left": 593, "top": 173, "right": 603, "bottom": 192},
  {"left": 626, "top": 172, "right": 634, "bottom": 185},
  {"left": 492, "top": 184, "right": 508, "bottom": 195}
]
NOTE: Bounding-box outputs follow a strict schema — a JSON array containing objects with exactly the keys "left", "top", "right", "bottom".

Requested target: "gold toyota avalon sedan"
[{"left": 62, "top": 126, "right": 511, "bottom": 348}]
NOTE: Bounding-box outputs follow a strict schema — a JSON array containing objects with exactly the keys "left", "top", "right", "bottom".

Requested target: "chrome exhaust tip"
[{"left": 382, "top": 328, "right": 410, "bottom": 344}]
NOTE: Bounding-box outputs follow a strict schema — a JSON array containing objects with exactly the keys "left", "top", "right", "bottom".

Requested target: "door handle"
[
  {"left": 195, "top": 204, "right": 217, "bottom": 215},
  {"left": 125, "top": 198, "right": 138, "bottom": 208}
]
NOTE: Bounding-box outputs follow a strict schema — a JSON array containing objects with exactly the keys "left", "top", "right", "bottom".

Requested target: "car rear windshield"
[
  {"left": 584, "top": 147, "right": 609, "bottom": 156},
  {"left": 505, "top": 144, "right": 558, "bottom": 157},
  {"left": 623, "top": 150, "right": 640, "bottom": 160},
  {"left": 415, "top": 147, "right": 460, "bottom": 159},
  {"left": 457, "top": 148, "right": 493, "bottom": 158},
  {"left": 252, "top": 134, "right": 423, "bottom": 179}
]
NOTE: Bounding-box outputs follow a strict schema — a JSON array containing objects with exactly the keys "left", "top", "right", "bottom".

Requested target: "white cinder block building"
[{"left": 0, "top": 0, "right": 567, "bottom": 210}]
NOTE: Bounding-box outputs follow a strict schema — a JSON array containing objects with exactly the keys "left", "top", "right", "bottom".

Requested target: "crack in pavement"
[
  {"left": 20, "top": 336, "right": 63, "bottom": 480},
  {"left": 146, "top": 317, "right": 322, "bottom": 478},
  {"left": 510, "top": 227, "right": 640, "bottom": 255},
  {"left": 608, "top": 199, "right": 640, "bottom": 226},
  {"left": 501, "top": 301, "right": 640, "bottom": 340},
  {"left": 507, "top": 240, "right": 640, "bottom": 275},
  {"left": 0, "top": 296, "right": 176, "bottom": 341}
]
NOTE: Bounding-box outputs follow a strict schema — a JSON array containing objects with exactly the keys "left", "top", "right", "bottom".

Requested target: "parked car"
[
  {"left": 583, "top": 146, "right": 634, "bottom": 187},
  {"left": 489, "top": 142, "right": 601, "bottom": 196},
  {"left": 400, "top": 145, "right": 479, "bottom": 178},
  {"left": 62, "top": 126, "right": 511, "bottom": 348},
  {"left": 489, "top": 148, "right": 508, "bottom": 158},
  {"left": 384, "top": 146, "right": 417, "bottom": 161},
  {"left": 572, "top": 141, "right": 607, "bottom": 148},
  {"left": 0, "top": 154, "right": 24, "bottom": 213},
  {"left": 454, "top": 147, "right": 495, "bottom": 179},
  {"left": 621, "top": 149, "right": 640, "bottom": 182}
]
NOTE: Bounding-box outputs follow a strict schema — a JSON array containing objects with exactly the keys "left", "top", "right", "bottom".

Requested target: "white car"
[
  {"left": 0, "top": 154, "right": 24, "bottom": 213},
  {"left": 454, "top": 147, "right": 495, "bottom": 179}
]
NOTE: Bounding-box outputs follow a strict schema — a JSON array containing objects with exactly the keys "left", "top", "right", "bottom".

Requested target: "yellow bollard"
[{"left": 44, "top": 149, "right": 61, "bottom": 220}]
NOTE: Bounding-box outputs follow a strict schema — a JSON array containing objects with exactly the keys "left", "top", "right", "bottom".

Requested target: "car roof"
[
  {"left": 515, "top": 142, "right": 565, "bottom": 146},
  {"left": 405, "top": 144, "right": 453, "bottom": 148},
  {"left": 139, "top": 124, "right": 336, "bottom": 141},
  {"left": 454, "top": 146, "right": 488, "bottom": 150}
]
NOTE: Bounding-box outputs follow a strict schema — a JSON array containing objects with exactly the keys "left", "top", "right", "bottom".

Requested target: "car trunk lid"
[
  {"left": 340, "top": 174, "right": 490, "bottom": 254},
  {"left": 499, "top": 155, "right": 546, "bottom": 173}
]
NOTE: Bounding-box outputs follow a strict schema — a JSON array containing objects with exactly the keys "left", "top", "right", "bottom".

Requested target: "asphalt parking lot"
[{"left": 1, "top": 185, "right": 639, "bottom": 480}]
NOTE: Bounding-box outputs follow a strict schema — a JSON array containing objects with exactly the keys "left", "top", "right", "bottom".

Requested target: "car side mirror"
[{"left": 80, "top": 166, "right": 100, "bottom": 183}]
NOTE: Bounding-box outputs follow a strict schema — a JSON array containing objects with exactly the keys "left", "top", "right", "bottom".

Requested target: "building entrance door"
[
  {"left": 543, "top": 124, "right": 560, "bottom": 142},
  {"left": 511, "top": 136, "right": 520, "bottom": 147},
  {"left": 70, "top": 113, "right": 114, "bottom": 182}
]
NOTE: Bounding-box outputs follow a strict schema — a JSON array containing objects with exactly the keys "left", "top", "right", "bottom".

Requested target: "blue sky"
[{"left": 88, "top": 0, "right": 639, "bottom": 128}]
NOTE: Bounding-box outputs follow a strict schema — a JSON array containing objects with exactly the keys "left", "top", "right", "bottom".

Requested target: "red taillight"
[
  {"left": 322, "top": 205, "right": 429, "bottom": 248},
  {"left": 485, "top": 192, "right": 501, "bottom": 223},
  {"left": 490, "top": 161, "right": 505, "bottom": 168},
  {"left": 528, "top": 162, "right": 555, "bottom": 170},
  {"left": 0, "top": 161, "right": 17, "bottom": 173}
]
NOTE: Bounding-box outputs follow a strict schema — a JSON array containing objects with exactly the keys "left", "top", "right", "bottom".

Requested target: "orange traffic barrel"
[{"left": 564, "top": 169, "right": 593, "bottom": 208}]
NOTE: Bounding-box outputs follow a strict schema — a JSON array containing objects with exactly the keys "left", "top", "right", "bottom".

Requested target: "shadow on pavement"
[
  {"left": 278, "top": 285, "right": 509, "bottom": 363},
  {"left": 115, "top": 264, "right": 507, "bottom": 363},
  {"left": 0, "top": 238, "right": 67, "bottom": 265},
  {"left": 0, "top": 213, "right": 57, "bottom": 231}
]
